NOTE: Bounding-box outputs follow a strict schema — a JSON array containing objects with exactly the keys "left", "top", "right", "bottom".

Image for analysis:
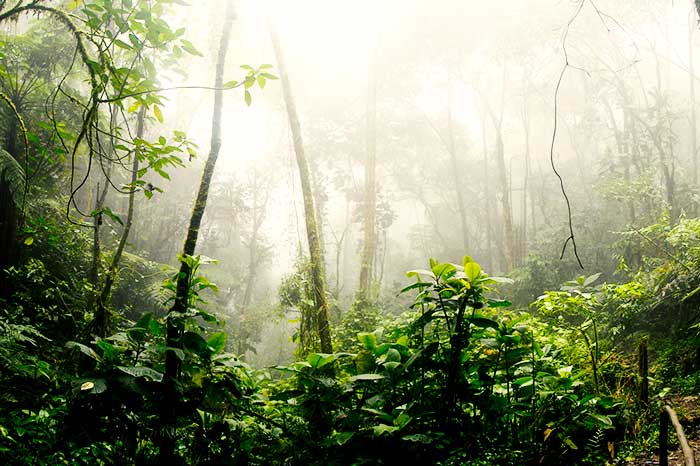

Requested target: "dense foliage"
[{"left": 2, "top": 0, "right": 700, "bottom": 465}]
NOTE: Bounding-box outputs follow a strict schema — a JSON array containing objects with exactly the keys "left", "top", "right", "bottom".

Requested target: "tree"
[
  {"left": 358, "top": 48, "right": 377, "bottom": 301},
  {"left": 159, "top": 2, "right": 236, "bottom": 462},
  {"left": 269, "top": 20, "right": 333, "bottom": 354}
]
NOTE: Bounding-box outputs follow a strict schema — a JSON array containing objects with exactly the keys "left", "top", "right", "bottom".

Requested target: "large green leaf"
[
  {"left": 65, "top": 341, "right": 102, "bottom": 362},
  {"left": 464, "top": 262, "right": 481, "bottom": 281},
  {"left": 431, "top": 262, "right": 456, "bottom": 280},
  {"left": 350, "top": 373, "right": 385, "bottom": 382},
  {"left": 307, "top": 352, "right": 336, "bottom": 369},
  {"left": 207, "top": 332, "right": 227, "bottom": 354},
  {"left": 117, "top": 365, "right": 163, "bottom": 382},
  {"left": 357, "top": 332, "right": 377, "bottom": 351}
]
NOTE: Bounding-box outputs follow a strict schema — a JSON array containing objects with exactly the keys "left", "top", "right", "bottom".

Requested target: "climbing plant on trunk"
[
  {"left": 269, "top": 20, "right": 333, "bottom": 354},
  {"left": 159, "top": 3, "right": 236, "bottom": 463}
]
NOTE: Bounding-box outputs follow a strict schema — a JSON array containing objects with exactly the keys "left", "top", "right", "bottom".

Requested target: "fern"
[
  {"left": 0, "top": 319, "right": 48, "bottom": 375},
  {"left": 0, "top": 148, "right": 25, "bottom": 208}
]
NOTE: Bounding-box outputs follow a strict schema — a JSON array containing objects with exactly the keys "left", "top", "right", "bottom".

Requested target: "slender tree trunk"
[
  {"left": 446, "top": 67, "right": 470, "bottom": 255},
  {"left": 241, "top": 173, "right": 269, "bottom": 311},
  {"left": 521, "top": 81, "right": 531, "bottom": 255},
  {"left": 90, "top": 107, "right": 145, "bottom": 338},
  {"left": 359, "top": 49, "right": 377, "bottom": 300},
  {"left": 495, "top": 126, "right": 515, "bottom": 272},
  {"left": 481, "top": 93, "right": 514, "bottom": 272},
  {"left": 159, "top": 4, "right": 235, "bottom": 464},
  {"left": 480, "top": 109, "right": 495, "bottom": 273},
  {"left": 690, "top": 8, "right": 698, "bottom": 190},
  {"left": 269, "top": 21, "right": 333, "bottom": 354},
  {"left": 88, "top": 105, "right": 119, "bottom": 288},
  {"left": 88, "top": 183, "right": 104, "bottom": 287}
]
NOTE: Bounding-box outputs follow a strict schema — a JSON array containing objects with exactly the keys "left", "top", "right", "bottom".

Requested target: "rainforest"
[{"left": 2, "top": 0, "right": 700, "bottom": 465}]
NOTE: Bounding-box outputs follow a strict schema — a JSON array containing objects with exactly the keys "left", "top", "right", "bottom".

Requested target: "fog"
[{"left": 9, "top": 0, "right": 699, "bottom": 364}]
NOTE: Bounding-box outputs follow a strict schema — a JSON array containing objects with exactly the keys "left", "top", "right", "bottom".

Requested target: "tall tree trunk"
[
  {"left": 240, "top": 172, "right": 269, "bottom": 311},
  {"left": 159, "top": 3, "right": 235, "bottom": 464},
  {"left": 481, "top": 94, "right": 514, "bottom": 272},
  {"left": 269, "top": 21, "right": 333, "bottom": 354},
  {"left": 359, "top": 49, "right": 377, "bottom": 300},
  {"left": 690, "top": 7, "right": 698, "bottom": 214},
  {"left": 494, "top": 124, "right": 514, "bottom": 272},
  {"left": 89, "top": 107, "right": 144, "bottom": 337},
  {"left": 446, "top": 66, "right": 470, "bottom": 255},
  {"left": 521, "top": 78, "right": 531, "bottom": 255},
  {"left": 479, "top": 108, "right": 495, "bottom": 273},
  {"left": 88, "top": 105, "right": 119, "bottom": 289}
]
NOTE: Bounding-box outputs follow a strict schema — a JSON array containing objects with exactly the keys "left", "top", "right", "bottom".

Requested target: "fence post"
[
  {"left": 660, "top": 407, "right": 669, "bottom": 466},
  {"left": 660, "top": 405, "right": 696, "bottom": 466}
]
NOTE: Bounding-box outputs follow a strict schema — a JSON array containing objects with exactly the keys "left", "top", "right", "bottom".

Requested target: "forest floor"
[{"left": 626, "top": 396, "right": 700, "bottom": 466}]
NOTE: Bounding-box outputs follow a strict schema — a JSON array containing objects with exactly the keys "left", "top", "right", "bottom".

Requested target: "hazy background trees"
[{"left": 4, "top": 0, "right": 700, "bottom": 364}]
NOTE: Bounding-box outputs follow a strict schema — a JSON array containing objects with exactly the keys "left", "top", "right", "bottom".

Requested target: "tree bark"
[
  {"left": 159, "top": 3, "right": 235, "bottom": 463},
  {"left": 91, "top": 106, "right": 145, "bottom": 338},
  {"left": 359, "top": 49, "right": 377, "bottom": 300},
  {"left": 690, "top": 8, "right": 698, "bottom": 189},
  {"left": 446, "top": 67, "right": 470, "bottom": 256},
  {"left": 269, "top": 21, "right": 333, "bottom": 354}
]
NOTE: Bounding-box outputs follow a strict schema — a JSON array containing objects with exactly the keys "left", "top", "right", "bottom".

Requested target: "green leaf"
[
  {"left": 113, "top": 39, "right": 132, "bottom": 50},
  {"left": 78, "top": 378, "right": 107, "bottom": 394},
  {"left": 470, "top": 316, "right": 499, "bottom": 329},
  {"left": 207, "top": 332, "right": 227, "bottom": 354},
  {"left": 183, "top": 331, "right": 209, "bottom": 357},
  {"left": 153, "top": 105, "right": 163, "bottom": 123},
  {"left": 257, "top": 75, "right": 266, "bottom": 89},
  {"left": 485, "top": 276, "right": 515, "bottom": 284},
  {"left": 307, "top": 352, "right": 336, "bottom": 369},
  {"left": 23, "top": 236, "right": 34, "bottom": 246},
  {"left": 583, "top": 273, "right": 602, "bottom": 287},
  {"left": 464, "top": 262, "right": 481, "bottom": 281},
  {"left": 587, "top": 413, "right": 613, "bottom": 427},
  {"left": 333, "top": 431, "right": 354, "bottom": 445},
  {"left": 117, "top": 366, "right": 163, "bottom": 382},
  {"left": 400, "top": 281, "right": 431, "bottom": 293},
  {"left": 350, "top": 373, "right": 385, "bottom": 381},
  {"left": 431, "top": 262, "right": 456, "bottom": 280},
  {"left": 180, "top": 39, "right": 203, "bottom": 56},
  {"left": 405, "top": 269, "right": 435, "bottom": 280},
  {"left": 487, "top": 298, "right": 511, "bottom": 308},
  {"left": 66, "top": 341, "right": 102, "bottom": 362},
  {"left": 101, "top": 207, "right": 124, "bottom": 226},
  {"left": 128, "top": 101, "right": 141, "bottom": 113},
  {"left": 373, "top": 424, "right": 398, "bottom": 436},
  {"left": 357, "top": 332, "right": 377, "bottom": 350},
  {"left": 223, "top": 80, "right": 238, "bottom": 89},
  {"left": 244, "top": 90, "right": 252, "bottom": 106}
]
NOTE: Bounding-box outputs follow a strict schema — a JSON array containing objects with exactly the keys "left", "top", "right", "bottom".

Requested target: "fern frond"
[
  {"left": 0, "top": 147, "right": 25, "bottom": 208},
  {"left": 0, "top": 320, "right": 49, "bottom": 374}
]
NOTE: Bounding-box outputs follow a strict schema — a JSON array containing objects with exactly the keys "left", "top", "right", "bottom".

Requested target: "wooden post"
[
  {"left": 660, "top": 408, "right": 669, "bottom": 466},
  {"left": 660, "top": 405, "right": 696, "bottom": 466}
]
